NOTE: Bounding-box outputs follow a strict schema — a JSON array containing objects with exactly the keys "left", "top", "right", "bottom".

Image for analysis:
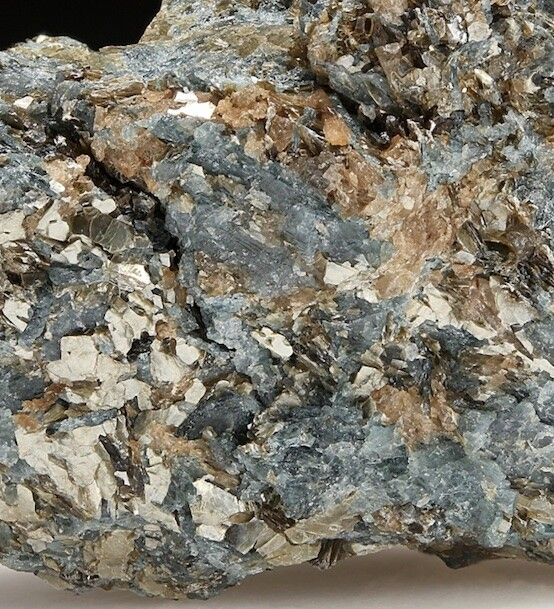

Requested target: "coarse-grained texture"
[{"left": 0, "top": 0, "right": 553, "bottom": 600}]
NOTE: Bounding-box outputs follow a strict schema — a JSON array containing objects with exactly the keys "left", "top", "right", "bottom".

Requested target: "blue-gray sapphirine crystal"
[{"left": 0, "top": 0, "right": 553, "bottom": 599}]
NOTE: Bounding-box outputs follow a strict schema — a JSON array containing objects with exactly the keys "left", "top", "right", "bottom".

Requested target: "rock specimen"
[{"left": 0, "top": 0, "right": 553, "bottom": 600}]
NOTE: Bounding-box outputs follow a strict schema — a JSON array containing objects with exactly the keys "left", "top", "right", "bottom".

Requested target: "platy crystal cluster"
[{"left": 0, "top": 0, "right": 553, "bottom": 599}]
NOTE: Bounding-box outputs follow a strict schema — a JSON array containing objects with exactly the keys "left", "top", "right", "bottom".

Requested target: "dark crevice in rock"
[
  {"left": 126, "top": 332, "right": 155, "bottom": 363},
  {"left": 44, "top": 109, "right": 184, "bottom": 265},
  {"left": 186, "top": 301, "right": 231, "bottom": 352}
]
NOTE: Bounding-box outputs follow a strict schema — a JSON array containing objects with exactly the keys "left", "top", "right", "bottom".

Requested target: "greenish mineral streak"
[{"left": 0, "top": 0, "right": 553, "bottom": 600}]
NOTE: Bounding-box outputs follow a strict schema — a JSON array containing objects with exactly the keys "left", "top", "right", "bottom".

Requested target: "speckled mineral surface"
[{"left": 0, "top": 0, "right": 553, "bottom": 600}]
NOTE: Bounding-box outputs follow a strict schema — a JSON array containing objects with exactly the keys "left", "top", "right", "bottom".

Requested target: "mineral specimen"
[{"left": 0, "top": 0, "right": 553, "bottom": 600}]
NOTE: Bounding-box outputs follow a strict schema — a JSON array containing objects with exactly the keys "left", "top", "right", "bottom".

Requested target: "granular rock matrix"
[{"left": 0, "top": 0, "right": 553, "bottom": 599}]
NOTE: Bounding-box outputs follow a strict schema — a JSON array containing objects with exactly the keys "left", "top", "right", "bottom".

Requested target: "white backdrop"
[{"left": 0, "top": 547, "right": 552, "bottom": 609}]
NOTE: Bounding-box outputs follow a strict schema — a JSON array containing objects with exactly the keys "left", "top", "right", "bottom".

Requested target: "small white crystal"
[{"left": 13, "top": 95, "right": 34, "bottom": 109}]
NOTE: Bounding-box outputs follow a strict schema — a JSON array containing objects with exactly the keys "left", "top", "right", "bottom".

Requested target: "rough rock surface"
[{"left": 0, "top": 0, "right": 553, "bottom": 599}]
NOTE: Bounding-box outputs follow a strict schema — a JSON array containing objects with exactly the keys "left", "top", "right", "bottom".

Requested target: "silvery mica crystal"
[{"left": 0, "top": 0, "right": 553, "bottom": 599}]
